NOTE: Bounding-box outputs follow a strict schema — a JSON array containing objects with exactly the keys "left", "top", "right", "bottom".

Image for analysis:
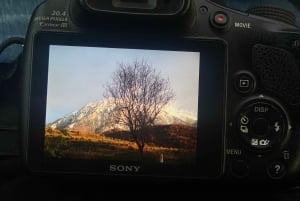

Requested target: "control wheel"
[
  {"left": 247, "top": 5, "right": 296, "bottom": 25},
  {"left": 237, "top": 95, "right": 291, "bottom": 151}
]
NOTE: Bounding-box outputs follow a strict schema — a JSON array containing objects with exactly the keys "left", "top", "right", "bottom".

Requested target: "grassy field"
[{"left": 44, "top": 131, "right": 195, "bottom": 164}]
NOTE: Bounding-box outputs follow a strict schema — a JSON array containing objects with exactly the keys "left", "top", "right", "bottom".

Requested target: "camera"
[{"left": 18, "top": 0, "right": 300, "bottom": 181}]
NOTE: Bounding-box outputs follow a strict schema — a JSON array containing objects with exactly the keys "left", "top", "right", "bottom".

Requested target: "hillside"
[{"left": 102, "top": 124, "right": 196, "bottom": 150}]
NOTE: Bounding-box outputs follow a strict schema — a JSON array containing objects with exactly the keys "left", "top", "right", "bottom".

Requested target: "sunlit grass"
[{"left": 44, "top": 129, "right": 195, "bottom": 164}]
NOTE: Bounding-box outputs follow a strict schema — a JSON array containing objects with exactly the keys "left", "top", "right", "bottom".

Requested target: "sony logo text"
[{"left": 109, "top": 164, "right": 141, "bottom": 172}]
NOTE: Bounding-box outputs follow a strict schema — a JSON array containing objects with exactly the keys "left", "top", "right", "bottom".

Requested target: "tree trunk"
[
  {"left": 131, "top": 130, "right": 145, "bottom": 161},
  {"left": 137, "top": 143, "right": 144, "bottom": 161}
]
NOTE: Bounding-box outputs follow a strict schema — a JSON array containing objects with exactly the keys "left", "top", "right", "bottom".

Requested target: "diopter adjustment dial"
[{"left": 237, "top": 96, "right": 291, "bottom": 151}]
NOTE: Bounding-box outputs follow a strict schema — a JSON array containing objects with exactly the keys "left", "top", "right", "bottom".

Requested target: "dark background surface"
[{"left": 1, "top": 0, "right": 300, "bottom": 200}]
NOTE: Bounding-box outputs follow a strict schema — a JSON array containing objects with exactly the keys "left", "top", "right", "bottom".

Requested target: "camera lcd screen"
[
  {"left": 27, "top": 33, "right": 226, "bottom": 178},
  {"left": 45, "top": 46, "right": 199, "bottom": 165}
]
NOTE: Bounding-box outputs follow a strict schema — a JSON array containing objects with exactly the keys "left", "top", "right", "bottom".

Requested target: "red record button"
[{"left": 214, "top": 12, "right": 228, "bottom": 26}]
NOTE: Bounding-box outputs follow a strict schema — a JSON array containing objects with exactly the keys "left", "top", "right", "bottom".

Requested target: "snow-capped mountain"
[{"left": 47, "top": 99, "right": 197, "bottom": 134}]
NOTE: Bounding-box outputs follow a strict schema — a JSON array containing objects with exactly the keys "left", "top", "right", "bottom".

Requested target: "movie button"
[
  {"left": 214, "top": 12, "right": 228, "bottom": 26},
  {"left": 267, "top": 161, "right": 286, "bottom": 179},
  {"left": 211, "top": 11, "right": 229, "bottom": 29},
  {"left": 234, "top": 72, "right": 256, "bottom": 94},
  {"left": 230, "top": 160, "right": 250, "bottom": 178}
]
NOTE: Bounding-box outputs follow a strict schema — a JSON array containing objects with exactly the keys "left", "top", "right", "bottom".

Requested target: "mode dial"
[
  {"left": 237, "top": 96, "right": 291, "bottom": 151},
  {"left": 247, "top": 6, "right": 296, "bottom": 26}
]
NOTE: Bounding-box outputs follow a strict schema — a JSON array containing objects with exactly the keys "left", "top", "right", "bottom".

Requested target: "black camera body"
[{"left": 21, "top": 0, "right": 300, "bottom": 181}]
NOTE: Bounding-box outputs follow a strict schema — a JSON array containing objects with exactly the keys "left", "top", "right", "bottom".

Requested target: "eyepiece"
[
  {"left": 112, "top": 0, "right": 157, "bottom": 10},
  {"left": 81, "top": 0, "right": 188, "bottom": 16}
]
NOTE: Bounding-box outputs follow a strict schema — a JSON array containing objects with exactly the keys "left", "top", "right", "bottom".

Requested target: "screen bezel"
[{"left": 27, "top": 32, "right": 227, "bottom": 178}]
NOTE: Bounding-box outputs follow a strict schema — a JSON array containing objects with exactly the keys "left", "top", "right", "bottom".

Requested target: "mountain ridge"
[{"left": 48, "top": 98, "right": 197, "bottom": 134}]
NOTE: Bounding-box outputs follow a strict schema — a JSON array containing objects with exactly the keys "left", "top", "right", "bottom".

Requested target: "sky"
[{"left": 46, "top": 45, "right": 200, "bottom": 124}]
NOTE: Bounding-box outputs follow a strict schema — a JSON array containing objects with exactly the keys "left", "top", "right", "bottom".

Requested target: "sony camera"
[{"left": 19, "top": 0, "right": 300, "bottom": 181}]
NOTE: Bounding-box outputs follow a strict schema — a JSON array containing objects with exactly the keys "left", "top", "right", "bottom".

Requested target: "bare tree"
[{"left": 104, "top": 60, "right": 174, "bottom": 158}]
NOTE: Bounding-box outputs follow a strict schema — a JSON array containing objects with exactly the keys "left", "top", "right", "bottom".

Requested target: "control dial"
[
  {"left": 247, "top": 6, "right": 296, "bottom": 25},
  {"left": 237, "top": 96, "right": 291, "bottom": 151}
]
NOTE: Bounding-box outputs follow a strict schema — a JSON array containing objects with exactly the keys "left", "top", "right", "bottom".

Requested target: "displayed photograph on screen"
[{"left": 44, "top": 45, "right": 200, "bottom": 164}]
